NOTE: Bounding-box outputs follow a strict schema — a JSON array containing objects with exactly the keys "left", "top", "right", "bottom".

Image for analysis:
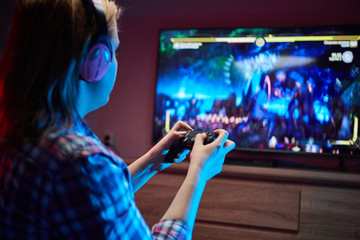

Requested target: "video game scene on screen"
[{"left": 153, "top": 27, "right": 360, "bottom": 156}]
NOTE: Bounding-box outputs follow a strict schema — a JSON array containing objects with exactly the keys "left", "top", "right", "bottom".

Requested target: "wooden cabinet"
[{"left": 133, "top": 161, "right": 360, "bottom": 240}]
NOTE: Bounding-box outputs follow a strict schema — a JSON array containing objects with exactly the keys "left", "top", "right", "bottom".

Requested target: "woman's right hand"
[
  {"left": 189, "top": 129, "right": 235, "bottom": 181},
  {"left": 160, "top": 129, "right": 235, "bottom": 231}
]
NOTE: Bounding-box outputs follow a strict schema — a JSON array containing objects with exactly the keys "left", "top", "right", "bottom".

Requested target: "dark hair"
[{"left": 0, "top": 0, "right": 121, "bottom": 153}]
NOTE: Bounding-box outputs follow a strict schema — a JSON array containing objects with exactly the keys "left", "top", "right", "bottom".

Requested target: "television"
[{"left": 152, "top": 25, "right": 360, "bottom": 158}]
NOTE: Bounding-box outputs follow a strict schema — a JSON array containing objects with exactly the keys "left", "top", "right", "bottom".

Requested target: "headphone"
[{"left": 80, "top": 0, "right": 112, "bottom": 82}]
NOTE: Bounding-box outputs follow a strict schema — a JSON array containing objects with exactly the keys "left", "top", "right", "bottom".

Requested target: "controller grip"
[{"left": 165, "top": 143, "right": 181, "bottom": 163}]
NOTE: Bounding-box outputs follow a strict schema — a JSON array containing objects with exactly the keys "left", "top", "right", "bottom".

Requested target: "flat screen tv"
[{"left": 153, "top": 25, "right": 360, "bottom": 157}]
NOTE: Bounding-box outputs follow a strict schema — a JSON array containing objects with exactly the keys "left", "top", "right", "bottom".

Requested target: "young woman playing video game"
[{"left": 0, "top": 0, "right": 235, "bottom": 239}]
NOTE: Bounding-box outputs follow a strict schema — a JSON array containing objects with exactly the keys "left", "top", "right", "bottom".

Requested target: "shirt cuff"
[{"left": 151, "top": 219, "right": 190, "bottom": 240}]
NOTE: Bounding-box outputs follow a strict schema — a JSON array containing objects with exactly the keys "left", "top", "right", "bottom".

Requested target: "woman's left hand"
[{"left": 148, "top": 121, "right": 193, "bottom": 167}]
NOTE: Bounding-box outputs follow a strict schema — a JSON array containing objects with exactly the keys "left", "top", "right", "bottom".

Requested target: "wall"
[
  {"left": 0, "top": 1, "right": 16, "bottom": 57},
  {"left": 86, "top": 0, "right": 360, "bottom": 158}
]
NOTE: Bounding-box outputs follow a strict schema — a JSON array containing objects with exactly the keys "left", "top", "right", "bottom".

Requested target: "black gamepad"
[{"left": 164, "top": 130, "right": 218, "bottom": 163}]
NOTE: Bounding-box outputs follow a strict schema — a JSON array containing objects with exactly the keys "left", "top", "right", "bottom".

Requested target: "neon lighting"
[
  {"left": 165, "top": 110, "right": 170, "bottom": 133},
  {"left": 170, "top": 35, "right": 360, "bottom": 44},
  {"left": 214, "top": 37, "right": 256, "bottom": 43},
  {"left": 313, "top": 100, "right": 331, "bottom": 123},
  {"left": 170, "top": 37, "right": 256, "bottom": 43},
  {"left": 330, "top": 116, "right": 358, "bottom": 146},
  {"left": 264, "top": 35, "right": 360, "bottom": 43}
]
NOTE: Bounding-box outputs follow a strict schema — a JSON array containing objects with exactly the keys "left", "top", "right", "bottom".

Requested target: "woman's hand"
[
  {"left": 160, "top": 128, "right": 235, "bottom": 230},
  {"left": 189, "top": 129, "right": 235, "bottom": 181},
  {"left": 129, "top": 121, "right": 193, "bottom": 192},
  {"left": 147, "top": 121, "right": 193, "bottom": 169}
]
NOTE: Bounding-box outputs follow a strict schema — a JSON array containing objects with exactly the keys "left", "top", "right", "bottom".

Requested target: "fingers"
[
  {"left": 212, "top": 130, "right": 236, "bottom": 153},
  {"left": 167, "top": 125, "right": 236, "bottom": 160},
  {"left": 172, "top": 130, "right": 188, "bottom": 139},
  {"left": 193, "top": 129, "right": 234, "bottom": 151},
  {"left": 161, "top": 121, "right": 191, "bottom": 144},
  {"left": 171, "top": 121, "right": 193, "bottom": 132},
  {"left": 213, "top": 129, "right": 229, "bottom": 146}
]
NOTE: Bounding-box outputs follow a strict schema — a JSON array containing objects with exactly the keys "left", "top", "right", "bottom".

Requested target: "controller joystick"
[{"left": 165, "top": 130, "right": 218, "bottom": 163}]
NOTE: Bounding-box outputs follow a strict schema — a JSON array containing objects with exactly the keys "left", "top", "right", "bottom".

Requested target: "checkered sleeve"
[{"left": 152, "top": 219, "right": 190, "bottom": 240}]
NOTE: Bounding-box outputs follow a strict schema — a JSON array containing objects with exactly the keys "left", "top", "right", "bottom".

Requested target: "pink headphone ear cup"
[{"left": 80, "top": 43, "right": 112, "bottom": 82}]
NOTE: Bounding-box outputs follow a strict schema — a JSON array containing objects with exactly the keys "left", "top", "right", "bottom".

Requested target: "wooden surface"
[
  {"left": 299, "top": 186, "right": 360, "bottom": 240},
  {"left": 161, "top": 160, "right": 360, "bottom": 187},
  {"left": 197, "top": 178, "right": 300, "bottom": 231},
  {"left": 132, "top": 160, "right": 360, "bottom": 240}
]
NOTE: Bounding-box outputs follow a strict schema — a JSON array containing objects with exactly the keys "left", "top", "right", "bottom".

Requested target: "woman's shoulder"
[
  {"left": 18, "top": 126, "right": 126, "bottom": 179},
  {"left": 42, "top": 130, "right": 120, "bottom": 162}
]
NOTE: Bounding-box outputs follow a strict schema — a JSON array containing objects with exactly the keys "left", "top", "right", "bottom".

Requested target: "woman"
[{"left": 0, "top": 0, "right": 235, "bottom": 239}]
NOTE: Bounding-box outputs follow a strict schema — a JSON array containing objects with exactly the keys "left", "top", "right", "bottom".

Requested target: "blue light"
[
  {"left": 165, "top": 100, "right": 171, "bottom": 107},
  {"left": 303, "top": 115, "right": 309, "bottom": 123},
  {"left": 177, "top": 105, "right": 186, "bottom": 118},
  {"left": 313, "top": 100, "right": 330, "bottom": 123},
  {"left": 91, "top": 49, "right": 100, "bottom": 60},
  {"left": 294, "top": 109, "right": 299, "bottom": 119},
  {"left": 166, "top": 109, "right": 176, "bottom": 116},
  {"left": 104, "top": 49, "right": 110, "bottom": 63}
]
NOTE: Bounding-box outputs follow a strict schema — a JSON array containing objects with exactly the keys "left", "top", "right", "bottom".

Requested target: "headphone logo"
[{"left": 80, "top": 0, "right": 112, "bottom": 82}]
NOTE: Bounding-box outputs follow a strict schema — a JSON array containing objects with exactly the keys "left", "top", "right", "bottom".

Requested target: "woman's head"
[{"left": 0, "top": 0, "right": 121, "bottom": 151}]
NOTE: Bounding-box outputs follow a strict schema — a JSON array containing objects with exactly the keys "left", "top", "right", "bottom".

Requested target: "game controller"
[{"left": 164, "top": 130, "right": 218, "bottom": 163}]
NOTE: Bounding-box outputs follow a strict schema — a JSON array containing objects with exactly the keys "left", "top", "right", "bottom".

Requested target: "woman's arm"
[
  {"left": 129, "top": 123, "right": 235, "bottom": 232},
  {"left": 128, "top": 121, "right": 192, "bottom": 192},
  {"left": 160, "top": 129, "right": 235, "bottom": 231}
]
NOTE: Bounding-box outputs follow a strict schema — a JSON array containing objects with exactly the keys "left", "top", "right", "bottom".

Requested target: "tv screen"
[{"left": 153, "top": 25, "right": 360, "bottom": 156}]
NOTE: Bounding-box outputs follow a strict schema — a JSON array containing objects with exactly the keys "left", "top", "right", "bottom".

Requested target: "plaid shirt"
[{"left": 0, "top": 119, "right": 189, "bottom": 239}]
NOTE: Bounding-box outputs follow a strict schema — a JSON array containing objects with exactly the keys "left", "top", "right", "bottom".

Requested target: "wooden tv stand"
[{"left": 131, "top": 159, "right": 360, "bottom": 240}]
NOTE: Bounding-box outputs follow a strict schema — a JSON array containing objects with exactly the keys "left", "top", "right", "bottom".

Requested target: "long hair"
[{"left": 0, "top": 0, "right": 121, "bottom": 154}]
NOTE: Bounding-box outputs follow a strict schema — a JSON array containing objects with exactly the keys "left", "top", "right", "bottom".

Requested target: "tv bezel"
[{"left": 152, "top": 24, "right": 360, "bottom": 160}]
